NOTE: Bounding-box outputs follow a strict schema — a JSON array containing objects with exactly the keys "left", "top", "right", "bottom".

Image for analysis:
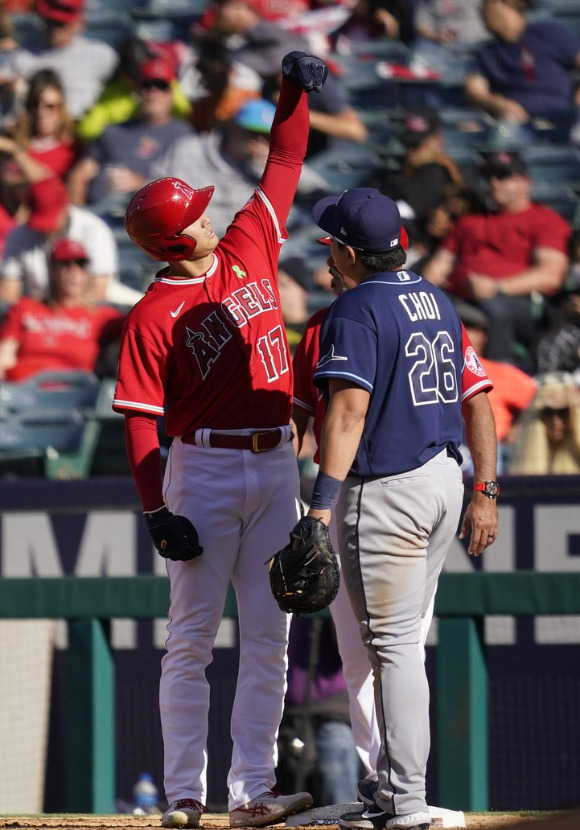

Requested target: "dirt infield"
[{"left": 0, "top": 813, "right": 577, "bottom": 830}]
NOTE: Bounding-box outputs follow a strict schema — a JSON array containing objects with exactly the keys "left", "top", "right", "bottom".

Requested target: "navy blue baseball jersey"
[{"left": 314, "top": 269, "right": 478, "bottom": 476}]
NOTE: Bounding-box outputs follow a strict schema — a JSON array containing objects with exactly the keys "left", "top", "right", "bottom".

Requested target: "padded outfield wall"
[{"left": 0, "top": 476, "right": 578, "bottom": 813}]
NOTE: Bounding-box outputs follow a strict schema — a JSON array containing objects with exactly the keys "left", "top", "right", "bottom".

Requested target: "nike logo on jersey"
[
  {"left": 316, "top": 345, "right": 348, "bottom": 368},
  {"left": 170, "top": 301, "right": 185, "bottom": 318}
]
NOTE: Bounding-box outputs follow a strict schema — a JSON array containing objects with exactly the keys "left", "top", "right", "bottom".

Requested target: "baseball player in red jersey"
[
  {"left": 291, "top": 241, "right": 494, "bottom": 817},
  {"left": 112, "top": 52, "right": 328, "bottom": 829}
]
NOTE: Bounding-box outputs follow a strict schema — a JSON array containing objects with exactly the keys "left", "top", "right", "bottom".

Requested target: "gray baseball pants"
[{"left": 336, "top": 448, "right": 464, "bottom": 818}]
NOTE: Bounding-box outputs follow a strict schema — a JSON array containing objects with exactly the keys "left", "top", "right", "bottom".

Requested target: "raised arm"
[{"left": 260, "top": 52, "right": 327, "bottom": 229}]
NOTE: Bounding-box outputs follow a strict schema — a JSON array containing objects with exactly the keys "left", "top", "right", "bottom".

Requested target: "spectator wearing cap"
[
  {"left": 454, "top": 298, "right": 537, "bottom": 472},
  {"left": 536, "top": 230, "right": 580, "bottom": 375},
  {"left": 152, "top": 97, "right": 326, "bottom": 238},
  {"left": 76, "top": 36, "right": 192, "bottom": 143},
  {"left": 464, "top": 0, "right": 580, "bottom": 141},
  {"left": 423, "top": 149, "right": 571, "bottom": 366},
  {"left": 0, "top": 174, "right": 141, "bottom": 308},
  {"left": 152, "top": 96, "right": 275, "bottom": 238},
  {"left": 204, "top": 0, "right": 367, "bottom": 157},
  {"left": 2, "top": 0, "right": 119, "bottom": 121},
  {"left": 365, "top": 106, "right": 463, "bottom": 240},
  {"left": 67, "top": 57, "right": 193, "bottom": 209},
  {"left": 0, "top": 236, "right": 124, "bottom": 381}
]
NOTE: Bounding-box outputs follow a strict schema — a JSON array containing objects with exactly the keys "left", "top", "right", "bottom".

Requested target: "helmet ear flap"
[{"left": 161, "top": 230, "right": 197, "bottom": 262}]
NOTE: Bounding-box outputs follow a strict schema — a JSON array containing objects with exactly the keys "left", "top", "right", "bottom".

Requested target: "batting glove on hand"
[
  {"left": 145, "top": 507, "right": 203, "bottom": 562},
  {"left": 282, "top": 51, "right": 328, "bottom": 93}
]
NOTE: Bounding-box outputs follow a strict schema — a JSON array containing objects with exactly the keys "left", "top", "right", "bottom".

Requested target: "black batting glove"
[
  {"left": 282, "top": 51, "right": 328, "bottom": 93},
  {"left": 144, "top": 506, "right": 203, "bottom": 562}
]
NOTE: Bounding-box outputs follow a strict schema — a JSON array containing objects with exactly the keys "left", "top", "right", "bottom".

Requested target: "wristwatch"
[{"left": 473, "top": 480, "right": 500, "bottom": 498}]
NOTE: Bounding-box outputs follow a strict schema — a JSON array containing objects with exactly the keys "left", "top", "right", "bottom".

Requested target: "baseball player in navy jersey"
[
  {"left": 112, "top": 51, "right": 328, "bottom": 829},
  {"left": 292, "top": 238, "right": 493, "bottom": 818},
  {"left": 292, "top": 187, "right": 499, "bottom": 830}
]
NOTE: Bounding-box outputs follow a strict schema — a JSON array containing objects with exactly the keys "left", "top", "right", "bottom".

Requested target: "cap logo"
[
  {"left": 390, "top": 238, "right": 398, "bottom": 247},
  {"left": 172, "top": 180, "right": 194, "bottom": 200},
  {"left": 340, "top": 227, "right": 347, "bottom": 236},
  {"left": 405, "top": 115, "right": 428, "bottom": 132}
]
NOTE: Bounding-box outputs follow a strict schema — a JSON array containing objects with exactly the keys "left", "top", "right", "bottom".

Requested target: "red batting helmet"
[{"left": 125, "top": 178, "right": 215, "bottom": 262}]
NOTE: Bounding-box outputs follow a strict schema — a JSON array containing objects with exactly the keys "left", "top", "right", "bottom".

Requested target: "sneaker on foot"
[
  {"left": 229, "top": 790, "right": 313, "bottom": 827},
  {"left": 356, "top": 779, "right": 379, "bottom": 807},
  {"left": 162, "top": 798, "right": 206, "bottom": 828},
  {"left": 339, "top": 802, "right": 391, "bottom": 830},
  {"left": 384, "top": 814, "right": 431, "bottom": 830},
  {"left": 339, "top": 803, "right": 431, "bottom": 830}
]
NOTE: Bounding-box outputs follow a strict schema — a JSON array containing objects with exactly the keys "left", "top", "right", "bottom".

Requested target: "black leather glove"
[
  {"left": 282, "top": 51, "right": 328, "bottom": 93},
  {"left": 144, "top": 507, "right": 203, "bottom": 562}
]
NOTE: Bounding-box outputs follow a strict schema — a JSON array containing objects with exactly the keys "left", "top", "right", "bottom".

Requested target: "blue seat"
[
  {"left": 521, "top": 145, "right": 580, "bottom": 190},
  {"left": 129, "top": 0, "right": 207, "bottom": 19},
  {"left": 552, "top": 14, "right": 580, "bottom": 37},
  {"left": 0, "top": 371, "right": 101, "bottom": 415},
  {"left": 0, "top": 408, "right": 86, "bottom": 466}
]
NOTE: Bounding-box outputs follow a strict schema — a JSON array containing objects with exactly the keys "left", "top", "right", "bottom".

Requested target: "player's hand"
[
  {"left": 459, "top": 497, "right": 498, "bottom": 557},
  {"left": 144, "top": 507, "right": 203, "bottom": 562},
  {"left": 282, "top": 51, "right": 328, "bottom": 93}
]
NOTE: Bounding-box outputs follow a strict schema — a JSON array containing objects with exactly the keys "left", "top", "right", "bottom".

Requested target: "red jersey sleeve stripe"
[
  {"left": 255, "top": 187, "right": 285, "bottom": 245},
  {"left": 112, "top": 398, "right": 165, "bottom": 416},
  {"left": 461, "top": 379, "right": 493, "bottom": 402}
]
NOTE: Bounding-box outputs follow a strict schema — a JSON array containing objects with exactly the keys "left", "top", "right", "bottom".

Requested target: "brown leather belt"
[{"left": 181, "top": 429, "right": 287, "bottom": 453}]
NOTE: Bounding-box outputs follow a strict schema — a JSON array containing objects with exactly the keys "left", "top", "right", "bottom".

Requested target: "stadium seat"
[
  {"left": 43, "top": 378, "right": 128, "bottom": 479},
  {"left": 522, "top": 145, "right": 580, "bottom": 190},
  {"left": 0, "top": 371, "right": 100, "bottom": 415},
  {"left": 0, "top": 408, "right": 87, "bottom": 477}
]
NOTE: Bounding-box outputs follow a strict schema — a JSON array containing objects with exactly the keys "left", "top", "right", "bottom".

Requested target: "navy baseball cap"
[{"left": 312, "top": 188, "right": 403, "bottom": 254}]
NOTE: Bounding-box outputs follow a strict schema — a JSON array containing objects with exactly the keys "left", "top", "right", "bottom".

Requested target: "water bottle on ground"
[{"left": 132, "top": 772, "right": 161, "bottom": 815}]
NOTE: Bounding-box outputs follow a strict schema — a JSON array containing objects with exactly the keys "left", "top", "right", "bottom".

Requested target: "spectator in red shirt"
[
  {"left": 423, "top": 149, "right": 570, "bottom": 365},
  {"left": 0, "top": 237, "right": 124, "bottom": 381},
  {"left": 2, "top": 68, "right": 81, "bottom": 180}
]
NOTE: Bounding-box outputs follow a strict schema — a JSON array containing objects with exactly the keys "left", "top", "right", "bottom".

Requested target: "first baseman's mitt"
[
  {"left": 282, "top": 51, "right": 328, "bottom": 93},
  {"left": 267, "top": 517, "right": 340, "bottom": 615},
  {"left": 145, "top": 507, "right": 203, "bottom": 562}
]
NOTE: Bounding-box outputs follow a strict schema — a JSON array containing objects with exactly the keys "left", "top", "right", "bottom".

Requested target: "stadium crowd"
[
  {"left": 0, "top": 0, "right": 579, "bottom": 817},
  {"left": 0, "top": 0, "right": 576, "bottom": 463}
]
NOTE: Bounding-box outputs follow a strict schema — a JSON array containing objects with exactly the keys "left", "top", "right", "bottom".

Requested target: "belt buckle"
[{"left": 251, "top": 431, "right": 272, "bottom": 453}]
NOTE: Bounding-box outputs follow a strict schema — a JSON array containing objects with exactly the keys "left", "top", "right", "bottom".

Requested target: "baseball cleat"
[
  {"left": 339, "top": 803, "right": 430, "bottom": 830},
  {"left": 356, "top": 779, "right": 379, "bottom": 807},
  {"left": 229, "top": 790, "right": 313, "bottom": 827},
  {"left": 162, "top": 798, "right": 206, "bottom": 827}
]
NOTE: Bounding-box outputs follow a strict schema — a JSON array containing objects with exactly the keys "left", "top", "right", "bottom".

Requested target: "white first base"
[{"left": 286, "top": 802, "right": 466, "bottom": 828}]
